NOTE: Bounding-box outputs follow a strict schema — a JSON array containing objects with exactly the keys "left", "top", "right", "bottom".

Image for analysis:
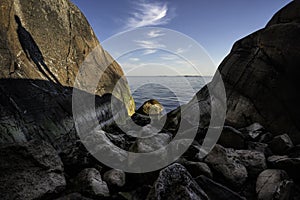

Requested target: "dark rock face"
[
  {"left": 0, "top": 140, "right": 66, "bottom": 200},
  {"left": 166, "top": 0, "right": 300, "bottom": 144},
  {"left": 220, "top": 1, "right": 300, "bottom": 142},
  {"left": 0, "top": 0, "right": 135, "bottom": 145},
  {"left": 256, "top": 169, "right": 293, "bottom": 200},
  {"left": 146, "top": 163, "right": 209, "bottom": 200}
]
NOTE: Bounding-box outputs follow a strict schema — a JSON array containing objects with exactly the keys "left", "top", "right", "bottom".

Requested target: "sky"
[{"left": 71, "top": 0, "right": 291, "bottom": 76}]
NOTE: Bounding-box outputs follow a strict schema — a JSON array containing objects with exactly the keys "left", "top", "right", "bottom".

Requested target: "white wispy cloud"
[
  {"left": 142, "top": 49, "right": 158, "bottom": 55},
  {"left": 147, "top": 30, "right": 165, "bottom": 38},
  {"left": 129, "top": 57, "right": 140, "bottom": 62},
  {"left": 135, "top": 40, "right": 165, "bottom": 49},
  {"left": 125, "top": 1, "right": 172, "bottom": 29},
  {"left": 135, "top": 40, "right": 166, "bottom": 55},
  {"left": 160, "top": 54, "right": 178, "bottom": 60}
]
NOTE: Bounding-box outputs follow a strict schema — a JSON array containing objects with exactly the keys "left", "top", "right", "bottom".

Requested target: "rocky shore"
[{"left": 1, "top": 0, "right": 300, "bottom": 199}]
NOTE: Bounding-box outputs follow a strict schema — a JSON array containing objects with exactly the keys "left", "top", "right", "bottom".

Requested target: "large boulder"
[
  {"left": 166, "top": 1, "right": 300, "bottom": 144},
  {"left": 256, "top": 169, "right": 293, "bottom": 200},
  {"left": 0, "top": 0, "right": 135, "bottom": 145},
  {"left": 205, "top": 145, "right": 248, "bottom": 186},
  {"left": 0, "top": 140, "right": 66, "bottom": 200},
  {"left": 204, "top": 144, "right": 248, "bottom": 186}
]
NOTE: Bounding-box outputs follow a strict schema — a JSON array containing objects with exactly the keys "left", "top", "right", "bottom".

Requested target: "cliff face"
[
  {"left": 180, "top": 1, "right": 300, "bottom": 143},
  {"left": 0, "top": 0, "right": 135, "bottom": 145}
]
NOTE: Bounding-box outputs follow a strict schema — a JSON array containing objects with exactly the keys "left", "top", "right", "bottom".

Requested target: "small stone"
[
  {"left": 103, "top": 169, "right": 126, "bottom": 188},
  {"left": 136, "top": 99, "right": 164, "bottom": 116},
  {"left": 269, "top": 134, "right": 294, "bottom": 155},
  {"left": 236, "top": 149, "right": 267, "bottom": 176},
  {"left": 248, "top": 141, "right": 272, "bottom": 157},
  {"left": 258, "top": 132, "right": 274, "bottom": 143},
  {"left": 72, "top": 168, "right": 110, "bottom": 198},
  {"left": 241, "top": 123, "right": 265, "bottom": 140},
  {"left": 218, "top": 126, "right": 245, "bottom": 149},
  {"left": 180, "top": 160, "right": 213, "bottom": 178}
]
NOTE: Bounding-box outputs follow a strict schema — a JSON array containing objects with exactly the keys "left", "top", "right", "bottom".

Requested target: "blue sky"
[{"left": 71, "top": 0, "right": 291, "bottom": 76}]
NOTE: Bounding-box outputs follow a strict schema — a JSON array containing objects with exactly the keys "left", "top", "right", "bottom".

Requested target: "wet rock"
[
  {"left": 256, "top": 169, "right": 293, "bottom": 200},
  {"left": 236, "top": 150, "right": 267, "bottom": 176},
  {"left": 0, "top": 140, "right": 66, "bottom": 200},
  {"left": 136, "top": 99, "right": 164, "bottom": 116},
  {"left": 103, "top": 169, "right": 126, "bottom": 188},
  {"left": 205, "top": 144, "right": 248, "bottom": 186},
  {"left": 146, "top": 163, "right": 208, "bottom": 200},
  {"left": 72, "top": 168, "right": 110, "bottom": 198},
  {"left": 195, "top": 175, "right": 246, "bottom": 200},
  {"left": 179, "top": 159, "right": 213, "bottom": 178},
  {"left": 268, "top": 155, "right": 300, "bottom": 179},
  {"left": 269, "top": 134, "right": 294, "bottom": 155},
  {"left": 218, "top": 126, "right": 245, "bottom": 149}
]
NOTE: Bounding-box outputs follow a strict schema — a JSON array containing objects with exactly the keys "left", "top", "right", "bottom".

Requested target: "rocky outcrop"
[
  {"left": 167, "top": 0, "right": 300, "bottom": 144},
  {"left": 0, "top": 0, "right": 135, "bottom": 145},
  {"left": 0, "top": 140, "right": 66, "bottom": 200}
]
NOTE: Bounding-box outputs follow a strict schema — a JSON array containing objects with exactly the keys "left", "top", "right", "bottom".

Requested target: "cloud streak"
[
  {"left": 125, "top": 1, "right": 172, "bottom": 29},
  {"left": 135, "top": 40, "right": 166, "bottom": 55}
]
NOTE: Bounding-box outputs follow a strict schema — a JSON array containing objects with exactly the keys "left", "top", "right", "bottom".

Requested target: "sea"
[{"left": 127, "top": 76, "right": 212, "bottom": 113}]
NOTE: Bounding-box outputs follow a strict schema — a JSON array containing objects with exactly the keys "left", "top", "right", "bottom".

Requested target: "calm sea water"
[{"left": 127, "top": 76, "right": 212, "bottom": 112}]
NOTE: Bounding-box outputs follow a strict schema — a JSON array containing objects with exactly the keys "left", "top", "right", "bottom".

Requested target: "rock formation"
[
  {"left": 168, "top": 0, "right": 300, "bottom": 144},
  {"left": 0, "top": 0, "right": 135, "bottom": 145}
]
